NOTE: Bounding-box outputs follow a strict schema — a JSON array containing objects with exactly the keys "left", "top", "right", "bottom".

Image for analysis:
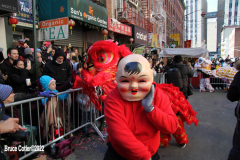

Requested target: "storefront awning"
[
  {"left": 0, "top": 0, "right": 19, "bottom": 15},
  {"left": 37, "top": 0, "right": 108, "bottom": 28}
]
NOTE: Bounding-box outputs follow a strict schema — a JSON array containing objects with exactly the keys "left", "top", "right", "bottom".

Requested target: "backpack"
[{"left": 165, "top": 68, "right": 183, "bottom": 89}]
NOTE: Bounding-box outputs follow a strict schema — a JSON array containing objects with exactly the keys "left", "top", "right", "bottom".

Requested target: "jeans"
[
  {"left": 228, "top": 121, "right": 240, "bottom": 160},
  {"left": 81, "top": 108, "right": 97, "bottom": 134}
]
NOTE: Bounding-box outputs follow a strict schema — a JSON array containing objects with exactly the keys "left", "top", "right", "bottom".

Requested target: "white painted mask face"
[{"left": 116, "top": 54, "right": 154, "bottom": 101}]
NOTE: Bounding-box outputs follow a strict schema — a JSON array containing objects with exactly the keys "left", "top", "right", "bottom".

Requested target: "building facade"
[
  {"left": 221, "top": 26, "right": 240, "bottom": 59},
  {"left": 162, "top": 0, "right": 185, "bottom": 48},
  {"left": 207, "top": 21, "right": 217, "bottom": 53},
  {"left": 184, "top": 0, "right": 207, "bottom": 48},
  {"left": 224, "top": 0, "right": 240, "bottom": 26}
]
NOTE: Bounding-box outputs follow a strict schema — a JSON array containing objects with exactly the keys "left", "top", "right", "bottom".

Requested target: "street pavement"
[{"left": 65, "top": 89, "right": 237, "bottom": 160}]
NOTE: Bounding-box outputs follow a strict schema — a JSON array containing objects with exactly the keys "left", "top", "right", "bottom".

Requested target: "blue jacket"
[{"left": 40, "top": 75, "right": 68, "bottom": 105}]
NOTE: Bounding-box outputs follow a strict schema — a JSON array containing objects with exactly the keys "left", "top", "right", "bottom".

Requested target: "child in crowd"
[
  {"left": 40, "top": 75, "right": 68, "bottom": 105},
  {"left": 39, "top": 75, "right": 69, "bottom": 140}
]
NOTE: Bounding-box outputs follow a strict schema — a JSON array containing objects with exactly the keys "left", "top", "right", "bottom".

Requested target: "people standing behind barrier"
[
  {"left": 8, "top": 59, "right": 31, "bottom": 93},
  {"left": 152, "top": 59, "right": 160, "bottom": 73},
  {"left": 24, "top": 48, "right": 34, "bottom": 62},
  {"left": 43, "top": 48, "right": 72, "bottom": 87},
  {"left": 29, "top": 51, "right": 44, "bottom": 81},
  {"left": 0, "top": 48, "right": 19, "bottom": 82},
  {"left": 39, "top": 75, "right": 69, "bottom": 140},
  {"left": 17, "top": 39, "right": 27, "bottom": 60},
  {"left": 170, "top": 55, "right": 193, "bottom": 99},
  {"left": 164, "top": 59, "right": 172, "bottom": 73},
  {"left": 69, "top": 51, "right": 79, "bottom": 71},
  {"left": 227, "top": 60, "right": 240, "bottom": 160}
]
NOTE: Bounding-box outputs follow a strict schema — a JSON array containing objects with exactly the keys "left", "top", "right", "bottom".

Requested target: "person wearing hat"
[
  {"left": 171, "top": 55, "right": 194, "bottom": 99},
  {"left": 17, "top": 39, "right": 26, "bottom": 60},
  {"left": 43, "top": 48, "right": 72, "bottom": 87},
  {"left": 24, "top": 48, "right": 34, "bottom": 62},
  {"left": 0, "top": 84, "right": 57, "bottom": 120}
]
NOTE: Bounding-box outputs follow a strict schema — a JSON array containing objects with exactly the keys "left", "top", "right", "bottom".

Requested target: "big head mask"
[{"left": 116, "top": 54, "right": 154, "bottom": 101}]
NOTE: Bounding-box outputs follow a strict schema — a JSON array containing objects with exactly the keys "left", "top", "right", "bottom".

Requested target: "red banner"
[
  {"left": 184, "top": 40, "right": 191, "bottom": 48},
  {"left": 108, "top": 18, "right": 132, "bottom": 36}
]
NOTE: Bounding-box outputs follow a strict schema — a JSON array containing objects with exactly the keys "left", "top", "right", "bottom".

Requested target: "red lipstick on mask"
[{"left": 131, "top": 89, "right": 138, "bottom": 95}]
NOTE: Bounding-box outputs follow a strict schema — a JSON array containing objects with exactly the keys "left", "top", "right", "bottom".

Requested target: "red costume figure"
[
  {"left": 104, "top": 54, "right": 178, "bottom": 160},
  {"left": 78, "top": 40, "right": 198, "bottom": 152}
]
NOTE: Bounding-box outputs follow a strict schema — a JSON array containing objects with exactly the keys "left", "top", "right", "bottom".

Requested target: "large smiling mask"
[{"left": 116, "top": 54, "right": 154, "bottom": 101}]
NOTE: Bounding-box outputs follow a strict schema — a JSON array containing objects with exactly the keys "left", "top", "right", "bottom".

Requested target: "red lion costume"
[{"left": 80, "top": 40, "right": 198, "bottom": 147}]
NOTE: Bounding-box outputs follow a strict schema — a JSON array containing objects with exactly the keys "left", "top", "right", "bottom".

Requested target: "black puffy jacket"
[
  {"left": 42, "top": 49, "right": 72, "bottom": 85},
  {"left": 170, "top": 63, "right": 194, "bottom": 98}
]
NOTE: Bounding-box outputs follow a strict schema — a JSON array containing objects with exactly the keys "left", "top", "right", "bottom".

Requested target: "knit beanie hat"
[
  {"left": 24, "top": 48, "right": 33, "bottom": 55},
  {"left": 0, "top": 84, "right": 13, "bottom": 101},
  {"left": 40, "top": 75, "right": 56, "bottom": 91}
]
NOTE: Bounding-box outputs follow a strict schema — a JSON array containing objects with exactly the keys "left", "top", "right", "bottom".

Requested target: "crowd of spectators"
[{"left": 0, "top": 39, "right": 90, "bottom": 155}]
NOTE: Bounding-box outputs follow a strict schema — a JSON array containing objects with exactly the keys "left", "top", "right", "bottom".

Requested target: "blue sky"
[{"left": 207, "top": 0, "right": 218, "bottom": 12}]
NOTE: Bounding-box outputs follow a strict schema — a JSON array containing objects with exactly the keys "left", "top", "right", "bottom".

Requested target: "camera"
[{"left": 1, "top": 131, "right": 30, "bottom": 146}]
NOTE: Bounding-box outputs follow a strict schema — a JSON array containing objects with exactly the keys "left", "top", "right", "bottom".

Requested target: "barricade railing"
[
  {"left": 154, "top": 73, "right": 166, "bottom": 84},
  {"left": 4, "top": 88, "right": 105, "bottom": 160}
]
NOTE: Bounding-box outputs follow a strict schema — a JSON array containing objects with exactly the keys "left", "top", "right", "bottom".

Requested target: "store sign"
[
  {"left": 170, "top": 33, "right": 180, "bottom": 46},
  {"left": 15, "top": 0, "right": 38, "bottom": 26},
  {"left": 38, "top": 17, "right": 69, "bottom": 41},
  {"left": 133, "top": 26, "right": 148, "bottom": 45},
  {"left": 0, "top": 0, "right": 18, "bottom": 14},
  {"left": 170, "top": 41, "right": 178, "bottom": 48},
  {"left": 184, "top": 40, "right": 191, "bottom": 48},
  {"left": 69, "top": 0, "right": 108, "bottom": 28},
  {"left": 108, "top": 19, "right": 132, "bottom": 36}
]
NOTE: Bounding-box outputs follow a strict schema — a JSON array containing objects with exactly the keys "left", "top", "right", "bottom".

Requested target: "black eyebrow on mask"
[
  {"left": 139, "top": 75, "right": 147, "bottom": 77},
  {"left": 120, "top": 76, "right": 128, "bottom": 78}
]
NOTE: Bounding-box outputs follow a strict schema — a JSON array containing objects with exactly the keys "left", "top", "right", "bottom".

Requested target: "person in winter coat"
[
  {"left": 103, "top": 54, "right": 178, "bottom": 160},
  {"left": 0, "top": 48, "right": 19, "bottom": 82},
  {"left": 227, "top": 60, "right": 240, "bottom": 160},
  {"left": 8, "top": 59, "right": 30, "bottom": 93},
  {"left": 29, "top": 52, "right": 44, "bottom": 81},
  {"left": 43, "top": 48, "right": 72, "bottom": 86},
  {"left": 39, "top": 75, "right": 69, "bottom": 140},
  {"left": 40, "top": 75, "right": 69, "bottom": 105},
  {"left": 17, "top": 39, "right": 26, "bottom": 60},
  {"left": 170, "top": 55, "right": 194, "bottom": 99}
]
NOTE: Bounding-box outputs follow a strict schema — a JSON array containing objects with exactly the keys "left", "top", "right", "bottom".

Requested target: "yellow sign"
[
  {"left": 151, "top": 34, "right": 159, "bottom": 48},
  {"left": 170, "top": 34, "right": 180, "bottom": 47},
  {"left": 170, "top": 34, "right": 179, "bottom": 39}
]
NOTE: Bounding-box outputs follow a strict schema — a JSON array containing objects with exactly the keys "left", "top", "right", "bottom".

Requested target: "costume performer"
[
  {"left": 194, "top": 57, "right": 214, "bottom": 92},
  {"left": 103, "top": 54, "right": 179, "bottom": 160},
  {"left": 78, "top": 40, "right": 198, "bottom": 150}
]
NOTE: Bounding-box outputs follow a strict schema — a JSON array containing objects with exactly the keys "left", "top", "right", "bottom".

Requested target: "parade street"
[{"left": 65, "top": 89, "right": 237, "bottom": 160}]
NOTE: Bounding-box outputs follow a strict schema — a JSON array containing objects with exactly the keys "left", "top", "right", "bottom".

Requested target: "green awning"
[{"left": 37, "top": 0, "right": 108, "bottom": 28}]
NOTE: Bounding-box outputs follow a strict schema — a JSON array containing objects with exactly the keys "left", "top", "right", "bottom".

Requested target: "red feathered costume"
[{"left": 79, "top": 40, "right": 198, "bottom": 147}]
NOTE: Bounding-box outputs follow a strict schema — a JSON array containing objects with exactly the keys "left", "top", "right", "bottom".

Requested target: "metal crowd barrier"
[
  {"left": 210, "top": 77, "right": 228, "bottom": 89},
  {"left": 154, "top": 73, "right": 166, "bottom": 84},
  {"left": 5, "top": 88, "right": 105, "bottom": 160}
]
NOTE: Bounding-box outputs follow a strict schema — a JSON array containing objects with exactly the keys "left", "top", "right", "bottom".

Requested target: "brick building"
[{"left": 163, "top": 0, "right": 185, "bottom": 48}]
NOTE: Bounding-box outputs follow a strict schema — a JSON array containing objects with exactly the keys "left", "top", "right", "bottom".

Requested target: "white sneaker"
[
  {"left": 219, "top": 87, "right": 222, "bottom": 90},
  {"left": 215, "top": 87, "right": 218, "bottom": 90}
]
